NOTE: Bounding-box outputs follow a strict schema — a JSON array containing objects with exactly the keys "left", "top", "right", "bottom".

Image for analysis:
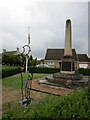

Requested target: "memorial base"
[
  {"left": 61, "top": 71, "right": 75, "bottom": 74},
  {"left": 61, "top": 57, "right": 75, "bottom": 74}
]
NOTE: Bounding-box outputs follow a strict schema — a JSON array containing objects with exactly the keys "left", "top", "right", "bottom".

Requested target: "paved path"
[{"left": 31, "top": 79, "right": 72, "bottom": 96}]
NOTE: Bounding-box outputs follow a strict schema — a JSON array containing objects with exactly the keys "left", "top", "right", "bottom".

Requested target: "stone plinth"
[
  {"left": 61, "top": 56, "right": 75, "bottom": 74},
  {"left": 61, "top": 19, "right": 75, "bottom": 74}
]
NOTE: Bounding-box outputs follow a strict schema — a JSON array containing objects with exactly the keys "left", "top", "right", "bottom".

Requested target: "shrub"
[
  {"left": 2, "top": 86, "right": 90, "bottom": 119},
  {"left": 2, "top": 66, "right": 22, "bottom": 78},
  {"left": 78, "top": 68, "right": 90, "bottom": 76},
  {"left": 28, "top": 67, "right": 60, "bottom": 74},
  {"left": 28, "top": 87, "right": 90, "bottom": 119}
]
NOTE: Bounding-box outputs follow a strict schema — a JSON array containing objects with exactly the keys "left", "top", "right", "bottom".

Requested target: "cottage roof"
[
  {"left": 3, "top": 50, "right": 20, "bottom": 56},
  {"left": 4, "top": 51, "right": 16, "bottom": 55},
  {"left": 45, "top": 49, "right": 78, "bottom": 60},
  {"left": 77, "top": 54, "right": 89, "bottom": 62}
]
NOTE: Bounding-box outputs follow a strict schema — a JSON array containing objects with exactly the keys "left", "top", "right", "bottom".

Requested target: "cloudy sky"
[{"left": 0, "top": 0, "right": 89, "bottom": 59}]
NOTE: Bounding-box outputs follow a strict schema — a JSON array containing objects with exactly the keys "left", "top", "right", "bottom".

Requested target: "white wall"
[{"left": 79, "top": 63, "right": 88, "bottom": 68}]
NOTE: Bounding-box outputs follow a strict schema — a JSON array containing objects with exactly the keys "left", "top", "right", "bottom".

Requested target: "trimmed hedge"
[
  {"left": 2, "top": 66, "right": 21, "bottom": 78},
  {"left": 2, "top": 67, "right": 90, "bottom": 78},
  {"left": 28, "top": 67, "right": 60, "bottom": 74},
  {"left": 2, "top": 66, "right": 60, "bottom": 78},
  {"left": 28, "top": 67, "right": 90, "bottom": 75},
  {"left": 78, "top": 68, "right": 90, "bottom": 76}
]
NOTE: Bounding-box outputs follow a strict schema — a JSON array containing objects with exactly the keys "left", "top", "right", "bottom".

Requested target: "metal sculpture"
[
  {"left": 19, "top": 27, "right": 35, "bottom": 106},
  {"left": 22, "top": 45, "right": 31, "bottom": 55},
  {"left": 20, "top": 45, "right": 32, "bottom": 106},
  {"left": 20, "top": 72, "right": 24, "bottom": 104},
  {"left": 20, "top": 71, "right": 33, "bottom": 106},
  {"left": 22, "top": 45, "right": 31, "bottom": 73},
  {"left": 25, "top": 73, "right": 33, "bottom": 100}
]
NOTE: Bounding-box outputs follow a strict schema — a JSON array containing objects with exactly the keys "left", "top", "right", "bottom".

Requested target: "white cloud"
[{"left": 0, "top": 1, "right": 89, "bottom": 58}]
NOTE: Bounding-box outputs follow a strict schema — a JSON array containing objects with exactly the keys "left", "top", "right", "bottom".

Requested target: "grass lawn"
[
  {"left": 2, "top": 73, "right": 90, "bottom": 119},
  {"left": 2, "top": 73, "right": 49, "bottom": 90},
  {"left": 2, "top": 73, "right": 50, "bottom": 119},
  {"left": 2, "top": 65, "right": 18, "bottom": 69}
]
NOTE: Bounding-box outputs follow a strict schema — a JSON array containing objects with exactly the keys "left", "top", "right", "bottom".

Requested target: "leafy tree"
[
  {"left": 2, "top": 53, "right": 23, "bottom": 66},
  {"left": 2, "top": 53, "right": 9, "bottom": 65},
  {"left": 40, "top": 59, "right": 44, "bottom": 64},
  {"left": 13, "top": 55, "right": 22, "bottom": 66},
  {"left": 30, "top": 55, "right": 33, "bottom": 60},
  {"left": 21, "top": 53, "right": 26, "bottom": 66},
  {"left": 28, "top": 57, "right": 38, "bottom": 67},
  {"left": 8, "top": 55, "right": 14, "bottom": 66}
]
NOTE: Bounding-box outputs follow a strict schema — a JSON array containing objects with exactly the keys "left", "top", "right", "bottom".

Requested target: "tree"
[
  {"left": 30, "top": 55, "right": 33, "bottom": 60},
  {"left": 2, "top": 53, "right": 23, "bottom": 66},
  {"left": 8, "top": 55, "right": 14, "bottom": 66},
  {"left": 13, "top": 55, "right": 22, "bottom": 66},
  {"left": 21, "top": 53, "right": 26, "bottom": 66}
]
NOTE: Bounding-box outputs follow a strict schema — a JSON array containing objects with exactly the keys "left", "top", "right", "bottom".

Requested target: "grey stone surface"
[
  {"left": 64, "top": 19, "right": 72, "bottom": 56},
  {"left": 53, "top": 72, "right": 82, "bottom": 80},
  {"left": 39, "top": 74, "right": 89, "bottom": 89}
]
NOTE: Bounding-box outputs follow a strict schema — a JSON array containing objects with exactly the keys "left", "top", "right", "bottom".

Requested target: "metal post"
[
  {"left": 20, "top": 72, "right": 24, "bottom": 104},
  {"left": 26, "top": 56, "right": 28, "bottom": 73}
]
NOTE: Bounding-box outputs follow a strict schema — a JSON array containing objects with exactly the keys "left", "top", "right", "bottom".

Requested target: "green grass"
[
  {"left": 2, "top": 65, "right": 24, "bottom": 70},
  {"left": 2, "top": 65, "right": 18, "bottom": 69},
  {"left": 2, "top": 73, "right": 49, "bottom": 90},
  {"left": 2, "top": 87, "right": 90, "bottom": 119},
  {"left": 2, "top": 72, "right": 90, "bottom": 119},
  {"left": 2, "top": 73, "right": 49, "bottom": 119}
]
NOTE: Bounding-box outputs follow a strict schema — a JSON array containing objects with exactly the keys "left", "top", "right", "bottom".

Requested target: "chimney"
[
  {"left": 3, "top": 49, "right": 6, "bottom": 53},
  {"left": 16, "top": 47, "right": 19, "bottom": 52}
]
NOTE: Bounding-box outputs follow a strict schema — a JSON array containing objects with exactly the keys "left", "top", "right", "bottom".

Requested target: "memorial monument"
[
  {"left": 39, "top": 19, "right": 89, "bottom": 89},
  {"left": 61, "top": 19, "right": 75, "bottom": 74}
]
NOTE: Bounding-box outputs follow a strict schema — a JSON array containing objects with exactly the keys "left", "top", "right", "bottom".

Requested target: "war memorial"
[{"left": 39, "top": 19, "right": 89, "bottom": 89}]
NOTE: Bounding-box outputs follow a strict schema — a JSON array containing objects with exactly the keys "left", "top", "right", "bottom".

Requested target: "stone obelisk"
[
  {"left": 64, "top": 19, "right": 72, "bottom": 56},
  {"left": 61, "top": 19, "right": 75, "bottom": 74}
]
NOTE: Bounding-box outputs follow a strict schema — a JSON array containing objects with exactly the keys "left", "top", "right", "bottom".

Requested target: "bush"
[
  {"left": 78, "top": 68, "right": 90, "bottom": 76},
  {"left": 28, "top": 67, "right": 60, "bottom": 74},
  {"left": 2, "top": 87, "right": 89, "bottom": 119},
  {"left": 1, "top": 78, "right": 90, "bottom": 119},
  {"left": 2, "top": 66, "right": 22, "bottom": 78},
  {"left": 28, "top": 87, "right": 90, "bottom": 119}
]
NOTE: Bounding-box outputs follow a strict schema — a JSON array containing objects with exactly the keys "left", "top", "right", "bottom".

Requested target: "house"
[
  {"left": 2, "top": 47, "right": 22, "bottom": 66},
  {"left": 3, "top": 47, "right": 20, "bottom": 55},
  {"left": 44, "top": 48, "right": 90, "bottom": 69},
  {"left": 77, "top": 54, "right": 89, "bottom": 69},
  {"left": 44, "top": 49, "right": 78, "bottom": 68}
]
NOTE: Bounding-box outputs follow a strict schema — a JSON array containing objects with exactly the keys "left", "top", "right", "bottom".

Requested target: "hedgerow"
[
  {"left": 2, "top": 66, "right": 21, "bottom": 78},
  {"left": 78, "top": 68, "right": 90, "bottom": 76},
  {"left": 28, "top": 67, "right": 60, "bottom": 74}
]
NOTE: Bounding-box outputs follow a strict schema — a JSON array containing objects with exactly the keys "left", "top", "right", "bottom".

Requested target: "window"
[{"left": 47, "top": 61, "right": 54, "bottom": 65}]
